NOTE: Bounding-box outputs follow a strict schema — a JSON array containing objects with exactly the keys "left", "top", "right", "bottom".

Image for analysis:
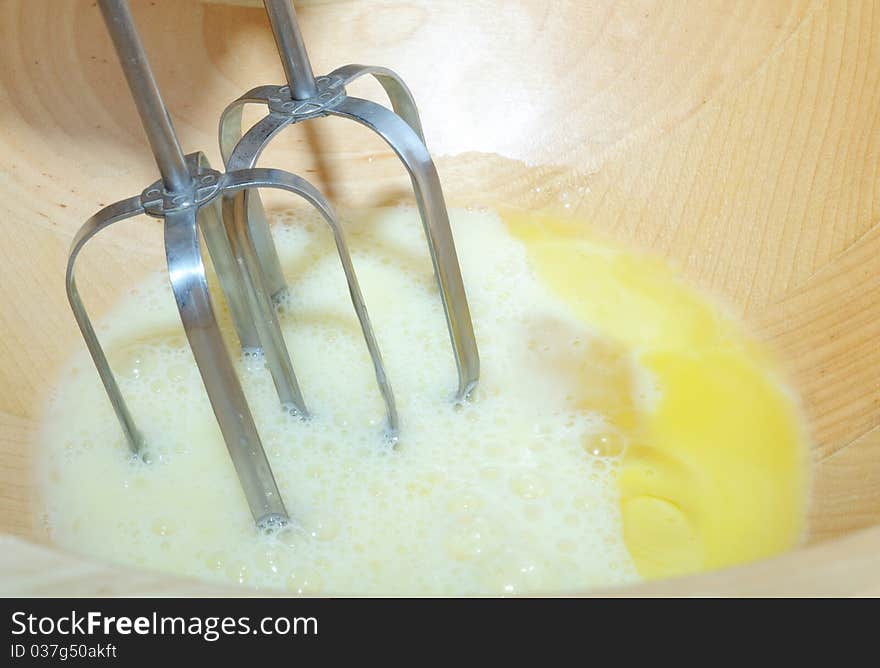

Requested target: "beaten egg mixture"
[{"left": 38, "top": 206, "right": 809, "bottom": 594}]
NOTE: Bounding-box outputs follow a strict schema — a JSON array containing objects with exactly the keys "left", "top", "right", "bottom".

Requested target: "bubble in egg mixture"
[{"left": 38, "top": 206, "right": 646, "bottom": 595}]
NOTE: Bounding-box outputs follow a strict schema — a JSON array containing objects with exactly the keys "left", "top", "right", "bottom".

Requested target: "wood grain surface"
[{"left": 0, "top": 0, "right": 877, "bottom": 595}]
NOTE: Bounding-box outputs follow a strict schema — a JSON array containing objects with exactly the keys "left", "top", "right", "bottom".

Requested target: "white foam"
[{"left": 37, "top": 206, "right": 642, "bottom": 595}]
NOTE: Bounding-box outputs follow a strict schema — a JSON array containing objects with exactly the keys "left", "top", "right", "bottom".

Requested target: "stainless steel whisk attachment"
[
  {"left": 66, "top": 0, "right": 479, "bottom": 529},
  {"left": 219, "top": 0, "right": 480, "bottom": 403}
]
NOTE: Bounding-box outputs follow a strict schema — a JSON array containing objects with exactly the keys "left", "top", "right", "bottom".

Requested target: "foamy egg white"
[{"left": 38, "top": 206, "right": 643, "bottom": 595}]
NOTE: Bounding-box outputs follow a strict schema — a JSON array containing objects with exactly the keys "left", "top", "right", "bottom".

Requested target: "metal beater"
[
  {"left": 65, "top": 0, "right": 479, "bottom": 528},
  {"left": 219, "top": 0, "right": 480, "bottom": 405}
]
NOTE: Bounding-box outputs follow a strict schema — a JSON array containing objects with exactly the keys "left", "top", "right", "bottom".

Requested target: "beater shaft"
[
  {"left": 98, "top": 0, "right": 190, "bottom": 194},
  {"left": 264, "top": 0, "right": 318, "bottom": 100}
]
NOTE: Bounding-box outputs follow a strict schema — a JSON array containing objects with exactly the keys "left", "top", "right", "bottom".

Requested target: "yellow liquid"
[
  {"left": 37, "top": 206, "right": 809, "bottom": 593},
  {"left": 506, "top": 212, "right": 810, "bottom": 579}
]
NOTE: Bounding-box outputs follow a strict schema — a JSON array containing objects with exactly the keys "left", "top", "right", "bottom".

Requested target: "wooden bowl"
[{"left": 1, "top": 0, "right": 878, "bottom": 595}]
